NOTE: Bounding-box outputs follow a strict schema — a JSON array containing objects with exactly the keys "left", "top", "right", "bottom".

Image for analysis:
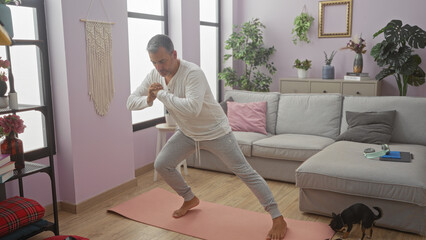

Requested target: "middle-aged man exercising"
[{"left": 127, "top": 34, "right": 287, "bottom": 240}]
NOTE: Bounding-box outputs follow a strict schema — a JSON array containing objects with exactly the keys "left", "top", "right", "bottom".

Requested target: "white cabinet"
[{"left": 280, "top": 78, "right": 381, "bottom": 96}]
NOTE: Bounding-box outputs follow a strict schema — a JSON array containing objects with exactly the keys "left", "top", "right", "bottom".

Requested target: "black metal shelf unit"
[
  {"left": 0, "top": 0, "right": 58, "bottom": 238},
  {"left": 0, "top": 106, "right": 59, "bottom": 238}
]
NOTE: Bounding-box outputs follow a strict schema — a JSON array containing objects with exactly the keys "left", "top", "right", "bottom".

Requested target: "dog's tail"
[{"left": 373, "top": 207, "right": 382, "bottom": 220}]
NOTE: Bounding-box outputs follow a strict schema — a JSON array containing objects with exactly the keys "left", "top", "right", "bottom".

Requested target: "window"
[
  {"left": 200, "top": 0, "right": 220, "bottom": 100},
  {"left": 127, "top": 0, "right": 168, "bottom": 130},
  {"left": 0, "top": 0, "right": 54, "bottom": 160}
]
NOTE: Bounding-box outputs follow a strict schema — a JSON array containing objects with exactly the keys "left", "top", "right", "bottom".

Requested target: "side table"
[{"left": 154, "top": 123, "right": 188, "bottom": 181}]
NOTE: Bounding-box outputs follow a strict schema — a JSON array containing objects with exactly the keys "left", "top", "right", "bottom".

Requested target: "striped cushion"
[{"left": 0, "top": 196, "right": 45, "bottom": 237}]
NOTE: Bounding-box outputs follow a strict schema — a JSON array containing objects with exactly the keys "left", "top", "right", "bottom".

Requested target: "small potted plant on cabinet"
[
  {"left": 322, "top": 50, "right": 337, "bottom": 79},
  {"left": 293, "top": 58, "right": 312, "bottom": 78}
]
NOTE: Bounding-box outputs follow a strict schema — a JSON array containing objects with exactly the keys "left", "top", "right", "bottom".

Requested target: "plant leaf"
[
  {"left": 383, "top": 20, "right": 403, "bottom": 43},
  {"left": 375, "top": 68, "right": 395, "bottom": 80},
  {"left": 406, "top": 66, "right": 425, "bottom": 86},
  {"left": 405, "top": 25, "right": 426, "bottom": 49}
]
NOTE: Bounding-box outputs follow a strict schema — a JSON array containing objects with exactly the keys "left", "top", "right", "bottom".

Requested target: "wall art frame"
[{"left": 318, "top": 0, "right": 352, "bottom": 38}]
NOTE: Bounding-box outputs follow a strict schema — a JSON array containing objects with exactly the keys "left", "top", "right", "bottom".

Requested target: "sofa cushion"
[
  {"left": 233, "top": 131, "right": 270, "bottom": 157},
  {"left": 296, "top": 141, "right": 426, "bottom": 206},
  {"left": 341, "top": 96, "right": 426, "bottom": 146},
  {"left": 276, "top": 94, "right": 342, "bottom": 139},
  {"left": 224, "top": 90, "right": 280, "bottom": 134},
  {"left": 227, "top": 101, "right": 267, "bottom": 135},
  {"left": 336, "top": 110, "right": 396, "bottom": 144},
  {"left": 252, "top": 134, "right": 335, "bottom": 161},
  {"left": 219, "top": 96, "right": 233, "bottom": 114}
]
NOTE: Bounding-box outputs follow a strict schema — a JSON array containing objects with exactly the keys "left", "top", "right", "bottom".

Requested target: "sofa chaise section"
[{"left": 296, "top": 96, "right": 426, "bottom": 235}]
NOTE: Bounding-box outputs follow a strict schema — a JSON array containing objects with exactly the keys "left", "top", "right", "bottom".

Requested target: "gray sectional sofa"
[{"left": 186, "top": 90, "right": 426, "bottom": 235}]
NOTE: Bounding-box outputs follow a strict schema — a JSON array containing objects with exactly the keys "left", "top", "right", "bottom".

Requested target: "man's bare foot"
[
  {"left": 266, "top": 216, "right": 287, "bottom": 240},
  {"left": 172, "top": 196, "right": 200, "bottom": 218}
]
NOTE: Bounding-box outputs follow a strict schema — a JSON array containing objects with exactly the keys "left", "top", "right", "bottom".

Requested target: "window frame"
[
  {"left": 2, "top": 0, "right": 56, "bottom": 161},
  {"left": 127, "top": 0, "right": 169, "bottom": 132},
  {"left": 200, "top": 0, "right": 222, "bottom": 102}
]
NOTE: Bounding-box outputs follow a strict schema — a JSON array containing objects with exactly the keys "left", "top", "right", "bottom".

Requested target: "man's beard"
[{"left": 159, "top": 70, "right": 169, "bottom": 77}]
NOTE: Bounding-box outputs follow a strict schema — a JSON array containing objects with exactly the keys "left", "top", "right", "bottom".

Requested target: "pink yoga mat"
[{"left": 108, "top": 188, "right": 334, "bottom": 240}]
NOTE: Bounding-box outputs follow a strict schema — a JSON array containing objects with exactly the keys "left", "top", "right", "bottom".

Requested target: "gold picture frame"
[{"left": 318, "top": 0, "right": 352, "bottom": 38}]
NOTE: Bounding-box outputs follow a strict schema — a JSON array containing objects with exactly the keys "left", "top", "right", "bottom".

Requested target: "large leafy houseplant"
[
  {"left": 371, "top": 20, "right": 426, "bottom": 96},
  {"left": 218, "top": 18, "right": 276, "bottom": 92}
]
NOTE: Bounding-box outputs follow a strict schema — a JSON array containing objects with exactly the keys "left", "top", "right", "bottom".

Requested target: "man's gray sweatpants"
[{"left": 154, "top": 130, "right": 282, "bottom": 219}]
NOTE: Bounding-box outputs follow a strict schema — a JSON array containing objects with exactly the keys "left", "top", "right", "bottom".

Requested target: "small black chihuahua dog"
[{"left": 329, "top": 203, "right": 382, "bottom": 240}]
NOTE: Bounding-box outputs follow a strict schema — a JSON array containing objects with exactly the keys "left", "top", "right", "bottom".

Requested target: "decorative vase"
[
  {"left": 297, "top": 69, "right": 308, "bottom": 79},
  {"left": 1, "top": 132, "right": 25, "bottom": 170},
  {"left": 0, "top": 4, "right": 14, "bottom": 38},
  {"left": 322, "top": 65, "right": 335, "bottom": 79},
  {"left": 8, "top": 92, "right": 17, "bottom": 109},
  {"left": 353, "top": 53, "right": 363, "bottom": 73}
]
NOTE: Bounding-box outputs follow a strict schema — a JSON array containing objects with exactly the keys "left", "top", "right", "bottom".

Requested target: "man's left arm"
[{"left": 156, "top": 70, "right": 206, "bottom": 117}]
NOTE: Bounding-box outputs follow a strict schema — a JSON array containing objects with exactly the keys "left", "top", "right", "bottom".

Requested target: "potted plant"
[
  {"left": 371, "top": 19, "right": 426, "bottom": 96},
  {"left": 291, "top": 11, "right": 314, "bottom": 45},
  {"left": 218, "top": 18, "right": 276, "bottom": 92},
  {"left": 293, "top": 58, "right": 312, "bottom": 78},
  {"left": 0, "top": 57, "right": 9, "bottom": 108},
  {"left": 0, "top": 0, "right": 21, "bottom": 38},
  {"left": 322, "top": 50, "right": 337, "bottom": 79}
]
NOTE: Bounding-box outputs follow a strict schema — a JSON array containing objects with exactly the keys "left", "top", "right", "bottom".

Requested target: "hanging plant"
[{"left": 291, "top": 11, "right": 314, "bottom": 45}]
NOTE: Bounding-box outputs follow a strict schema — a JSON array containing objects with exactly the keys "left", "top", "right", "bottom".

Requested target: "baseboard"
[
  {"left": 135, "top": 162, "right": 154, "bottom": 177},
  {"left": 60, "top": 178, "right": 138, "bottom": 214}
]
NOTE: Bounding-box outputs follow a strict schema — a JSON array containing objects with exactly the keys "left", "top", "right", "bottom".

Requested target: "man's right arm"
[{"left": 126, "top": 74, "right": 154, "bottom": 110}]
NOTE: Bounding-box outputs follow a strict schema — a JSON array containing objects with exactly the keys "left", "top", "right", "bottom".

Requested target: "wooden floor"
[{"left": 29, "top": 167, "right": 424, "bottom": 240}]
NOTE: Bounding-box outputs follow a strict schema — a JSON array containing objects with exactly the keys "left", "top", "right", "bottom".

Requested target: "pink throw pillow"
[{"left": 227, "top": 101, "right": 267, "bottom": 135}]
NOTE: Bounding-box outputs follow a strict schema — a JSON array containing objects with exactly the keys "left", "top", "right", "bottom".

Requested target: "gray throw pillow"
[
  {"left": 336, "top": 110, "right": 396, "bottom": 144},
  {"left": 219, "top": 96, "right": 234, "bottom": 114}
]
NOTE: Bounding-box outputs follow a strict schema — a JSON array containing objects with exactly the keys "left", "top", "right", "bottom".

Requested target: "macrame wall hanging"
[{"left": 80, "top": 0, "right": 114, "bottom": 116}]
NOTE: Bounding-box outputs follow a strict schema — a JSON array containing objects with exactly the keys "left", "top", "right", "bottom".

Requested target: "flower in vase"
[
  {"left": 0, "top": 57, "right": 10, "bottom": 81},
  {"left": 0, "top": 114, "right": 26, "bottom": 137},
  {"left": 0, "top": 57, "right": 9, "bottom": 97},
  {"left": 341, "top": 34, "right": 366, "bottom": 54}
]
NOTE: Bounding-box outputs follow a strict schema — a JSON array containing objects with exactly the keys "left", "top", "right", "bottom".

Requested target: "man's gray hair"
[{"left": 146, "top": 34, "right": 174, "bottom": 54}]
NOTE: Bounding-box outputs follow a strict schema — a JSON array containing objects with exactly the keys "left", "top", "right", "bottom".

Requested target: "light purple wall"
[
  {"left": 169, "top": 0, "right": 201, "bottom": 65},
  {"left": 57, "top": 0, "right": 135, "bottom": 204},
  {"left": 232, "top": 0, "right": 426, "bottom": 96},
  {"left": 133, "top": 127, "right": 157, "bottom": 169}
]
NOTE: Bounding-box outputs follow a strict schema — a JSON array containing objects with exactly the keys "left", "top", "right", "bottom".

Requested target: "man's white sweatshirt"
[{"left": 127, "top": 60, "right": 231, "bottom": 141}]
